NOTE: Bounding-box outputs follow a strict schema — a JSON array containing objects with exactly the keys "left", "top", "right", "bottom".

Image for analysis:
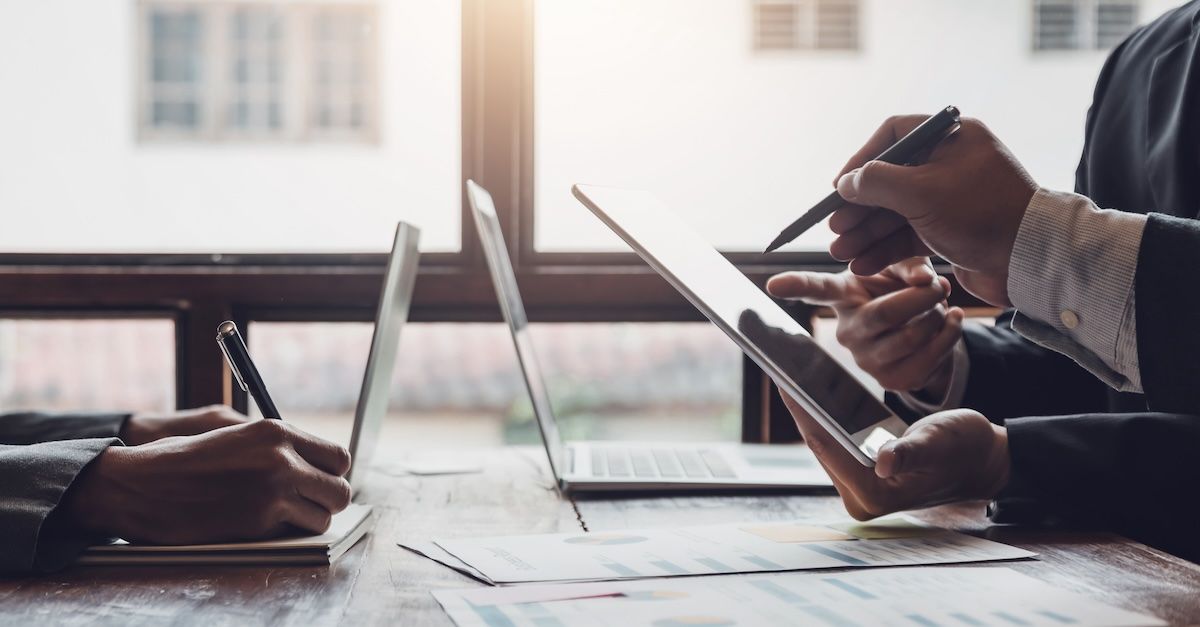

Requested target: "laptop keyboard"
[{"left": 588, "top": 447, "right": 738, "bottom": 480}]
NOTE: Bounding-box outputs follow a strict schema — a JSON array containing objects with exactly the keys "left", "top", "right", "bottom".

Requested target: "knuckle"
[
  {"left": 853, "top": 354, "right": 877, "bottom": 375},
  {"left": 903, "top": 323, "right": 925, "bottom": 347},
  {"left": 846, "top": 502, "right": 874, "bottom": 522},
  {"left": 254, "top": 503, "right": 285, "bottom": 536},
  {"left": 858, "top": 159, "right": 881, "bottom": 181},
  {"left": 834, "top": 325, "right": 853, "bottom": 346},
  {"left": 335, "top": 446, "right": 353, "bottom": 474},
  {"left": 313, "top": 511, "right": 334, "bottom": 533},
  {"left": 250, "top": 418, "right": 289, "bottom": 443},
  {"left": 333, "top": 478, "right": 352, "bottom": 509}
]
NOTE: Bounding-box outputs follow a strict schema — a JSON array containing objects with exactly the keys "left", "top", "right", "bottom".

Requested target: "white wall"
[
  {"left": 0, "top": 0, "right": 461, "bottom": 253},
  {"left": 535, "top": 0, "right": 1182, "bottom": 251}
]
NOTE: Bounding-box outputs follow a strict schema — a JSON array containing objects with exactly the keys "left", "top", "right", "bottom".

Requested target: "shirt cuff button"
[{"left": 1060, "top": 310, "right": 1080, "bottom": 329}]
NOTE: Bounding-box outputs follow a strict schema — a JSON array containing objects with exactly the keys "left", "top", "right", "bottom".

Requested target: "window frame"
[{"left": 4, "top": 0, "right": 982, "bottom": 441}]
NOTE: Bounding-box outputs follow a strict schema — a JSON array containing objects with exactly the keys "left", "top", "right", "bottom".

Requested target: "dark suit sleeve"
[
  {"left": 957, "top": 313, "right": 1111, "bottom": 420},
  {"left": 991, "top": 412, "right": 1200, "bottom": 563},
  {"left": 0, "top": 438, "right": 121, "bottom": 575},
  {"left": 1135, "top": 214, "right": 1200, "bottom": 414},
  {"left": 885, "top": 312, "right": 1111, "bottom": 423},
  {"left": 0, "top": 412, "right": 129, "bottom": 445}
]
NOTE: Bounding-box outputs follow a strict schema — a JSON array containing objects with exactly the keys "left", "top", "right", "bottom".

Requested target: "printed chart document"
[
  {"left": 80, "top": 504, "right": 373, "bottom": 566},
  {"left": 402, "top": 516, "right": 1035, "bottom": 584},
  {"left": 433, "top": 566, "right": 1164, "bottom": 627}
]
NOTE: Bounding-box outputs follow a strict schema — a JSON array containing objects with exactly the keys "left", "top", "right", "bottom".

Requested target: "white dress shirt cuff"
[
  {"left": 1006, "top": 188, "right": 1145, "bottom": 393},
  {"left": 896, "top": 338, "right": 970, "bottom": 415}
]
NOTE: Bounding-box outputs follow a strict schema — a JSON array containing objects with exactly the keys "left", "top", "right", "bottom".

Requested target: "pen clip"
[{"left": 218, "top": 336, "right": 249, "bottom": 393}]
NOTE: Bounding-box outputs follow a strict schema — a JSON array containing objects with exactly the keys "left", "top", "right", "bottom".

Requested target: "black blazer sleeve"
[
  {"left": 0, "top": 411, "right": 128, "bottom": 446},
  {"left": 921, "top": 313, "right": 1111, "bottom": 421},
  {"left": 883, "top": 313, "right": 1111, "bottom": 423},
  {"left": 1134, "top": 214, "right": 1200, "bottom": 414},
  {"left": 993, "top": 412, "right": 1200, "bottom": 563},
  {"left": 0, "top": 438, "right": 120, "bottom": 575}
]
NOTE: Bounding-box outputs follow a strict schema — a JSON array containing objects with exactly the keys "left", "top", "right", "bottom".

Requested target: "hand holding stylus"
[{"left": 827, "top": 116, "right": 1038, "bottom": 307}]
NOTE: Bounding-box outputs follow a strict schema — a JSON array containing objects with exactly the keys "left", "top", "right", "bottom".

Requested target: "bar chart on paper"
[
  {"left": 408, "top": 517, "right": 1035, "bottom": 584},
  {"left": 433, "top": 567, "right": 1165, "bottom": 627}
]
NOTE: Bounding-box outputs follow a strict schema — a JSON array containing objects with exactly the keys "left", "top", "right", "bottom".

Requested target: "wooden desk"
[{"left": 3, "top": 447, "right": 1198, "bottom": 625}]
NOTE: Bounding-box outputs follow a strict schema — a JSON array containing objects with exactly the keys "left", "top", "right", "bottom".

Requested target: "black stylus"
[
  {"left": 216, "top": 321, "right": 282, "bottom": 420},
  {"left": 763, "top": 105, "right": 962, "bottom": 253}
]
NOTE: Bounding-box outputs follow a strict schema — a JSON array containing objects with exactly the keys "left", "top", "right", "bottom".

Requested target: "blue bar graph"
[
  {"left": 518, "top": 602, "right": 566, "bottom": 627},
  {"left": 740, "top": 554, "right": 784, "bottom": 570},
  {"left": 650, "top": 559, "right": 688, "bottom": 575},
  {"left": 1037, "top": 610, "right": 1077, "bottom": 624},
  {"left": 470, "top": 604, "right": 517, "bottom": 627},
  {"left": 799, "top": 605, "right": 859, "bottom": 627},
  {"left": 803, "top": 545, "right": 869, "bottom": 566},
  {"left": 600, "top": 561, "right": 640, "bottom": 578},
  {"left": 823, "top": 577, "right": 877, "bottom": 600},
  {"left": 994, "top": 611, "right": 1031, "bottom": 625},
  {"left": 748, "top": 579, "right": 807, "bottom": 604},
  {"left": 695, "top": 557, "right": 734, "bottom": 571}
]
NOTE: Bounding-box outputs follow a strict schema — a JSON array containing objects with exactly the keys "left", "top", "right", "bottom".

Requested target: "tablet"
[{"left": 571, "top": 184, "right": 913, "bottom": 466}]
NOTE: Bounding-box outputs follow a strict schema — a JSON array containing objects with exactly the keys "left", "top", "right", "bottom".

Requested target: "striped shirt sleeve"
[{"left": 1006, "top": 188, "right": 1146, "bottom": 393}]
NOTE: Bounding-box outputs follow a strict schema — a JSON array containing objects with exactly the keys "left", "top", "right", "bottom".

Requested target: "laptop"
[
  {"left": 346, "top": 221, "right": 421, "bottom": 497},
  {"left": 465, "top": 180, "right": 832, "bottom": 493}
]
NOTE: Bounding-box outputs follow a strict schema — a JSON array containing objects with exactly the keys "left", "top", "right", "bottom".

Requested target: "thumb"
[
  {"left": 874, "top": 422, "right": 944, "bottom": 479},
  {"left": 837, "top": 161, "right": 926, "bottom": 218}
]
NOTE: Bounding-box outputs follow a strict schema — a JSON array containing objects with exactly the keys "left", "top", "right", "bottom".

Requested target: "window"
[
  {"left": 0, "top": 1, "right": 459, "bottom": 254},
  {"left": 138, "top": 1, "right": 378, "bottom": 141},
  {"left": 1034, "top": 0, "right": 1139, "bottom": 51},
  {"left": 0, "top": 319, "right": 175, "bottom": 413},
  {"left": 228, "top": 8, "right": 285, "bottom": 134},
  {"left": 247, "top": 322, "right": 741, "bottom": 449},
  {"left": 146, "top": 6, "right": 205, "bottom": 131},
  {"left": 753, "top": 0, "right": 860, "bottom": 51},
  {"left": 2, "top": 1, "right": 1180, "bottom": 441},
  {"left": 311, "top": 8, "right": 376, "bottom": 138}
]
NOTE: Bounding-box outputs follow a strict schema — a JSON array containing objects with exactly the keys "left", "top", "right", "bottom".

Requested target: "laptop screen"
[
  {"left": 467, "top": 181, "right": 567, "bottom": 482},
  {"left": 347, "top": 222, "right": 421, "bottom": 494}
]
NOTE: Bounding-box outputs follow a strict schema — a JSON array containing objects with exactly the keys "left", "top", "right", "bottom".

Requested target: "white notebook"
[{"left": 79, "top": 504, "right": 373, "bottom": 566}]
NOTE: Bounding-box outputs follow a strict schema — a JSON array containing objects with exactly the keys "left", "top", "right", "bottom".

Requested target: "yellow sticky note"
[
  {"left": 741, "top": 524, "right": 854, "bottom": 543},
  {"left": 830, "top": 518, "right": 940, "bottom": 540}
]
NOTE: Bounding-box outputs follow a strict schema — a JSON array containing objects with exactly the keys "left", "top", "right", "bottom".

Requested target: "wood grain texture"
[{"left": 1, "top": 448, "right": 1197, "bottom": 625}]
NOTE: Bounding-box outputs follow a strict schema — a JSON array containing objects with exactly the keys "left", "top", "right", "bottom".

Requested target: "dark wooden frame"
[{"left": 0, "top": 0, "right": 978, "bottom": 439}]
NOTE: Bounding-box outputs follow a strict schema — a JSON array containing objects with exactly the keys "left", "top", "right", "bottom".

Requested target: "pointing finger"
[{"left": 766, "top": 272, "right": 860, "bottom": 307}]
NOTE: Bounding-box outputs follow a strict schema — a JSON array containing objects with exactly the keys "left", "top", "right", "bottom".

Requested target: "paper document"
[
  {"left": 404, "top": 516, "right": 1034, "bottom": 584},
  {"left": 81, "top": 503, "right": 373, "bottom": 566},
  {"left": 433, "top": 566, "right": 1163, "bottom": 627}
]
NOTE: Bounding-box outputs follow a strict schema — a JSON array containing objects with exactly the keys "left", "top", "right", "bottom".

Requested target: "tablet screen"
[{"left": 573, "top": 185, "right": 911, "bottom": 465}]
